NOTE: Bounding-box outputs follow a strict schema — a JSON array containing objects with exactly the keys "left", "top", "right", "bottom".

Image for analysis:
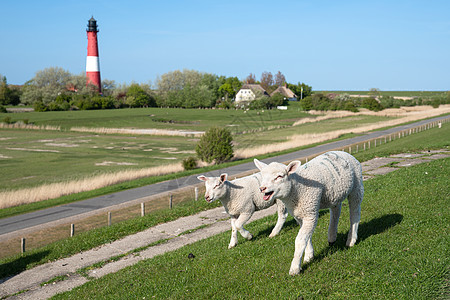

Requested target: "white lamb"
[
  {"left": 197, "top": 173, "right": 288, "bottom": 249},
  {"left": 254, "top": 151, "right": 364, "bottom": 275}
]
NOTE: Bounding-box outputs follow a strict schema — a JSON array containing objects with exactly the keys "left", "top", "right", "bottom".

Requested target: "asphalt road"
[{"left": 0, "top": 115, "right": 447, "bottom": 237}]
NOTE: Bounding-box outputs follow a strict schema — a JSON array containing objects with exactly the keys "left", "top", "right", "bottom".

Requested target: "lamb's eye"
[
  {"left": 214, "top": 184, "right": 220, "bottom": 189},
  {"left": 275, "top": 175, "right": 284, "bottom": 180}
]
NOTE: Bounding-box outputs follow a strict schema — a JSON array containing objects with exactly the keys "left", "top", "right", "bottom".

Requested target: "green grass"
[
  {"left": 318, "top": 90, "right": 447, "bottom": 97},
  {"left": 352, "top": 122, "right": 450, "bottom": 162},
  {"left": 0, "top": 122, "right": 448, "bottom": 282},
  {"left": 0, "top": 104, "right": 310, "bottom": 132},
  {"left": 53, "top": 157, "right": 449, "bottom": 299}
]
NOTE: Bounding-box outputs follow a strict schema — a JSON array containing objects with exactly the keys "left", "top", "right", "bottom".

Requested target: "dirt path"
[{"left": 1, "top": 150, "right": 448, "bottom": 299}]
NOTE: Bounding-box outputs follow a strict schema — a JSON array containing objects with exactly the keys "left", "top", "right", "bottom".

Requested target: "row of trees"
[
  {"left": 1, "top": 68, "right": 313, "bottom": 112},
  {"left": 299, "top": 93, "right": 450, "bottom": 112}
]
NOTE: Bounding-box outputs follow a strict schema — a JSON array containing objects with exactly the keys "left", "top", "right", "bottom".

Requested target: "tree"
[
  {"left": 260, "top": 71, "right": 274, "bottom": 92},
  {"left": 21, "top": 67, "right": 72, "bottom": 105},
  {"left": 245, "top": 73, "right": 256, "bottom": 84},
  {"left": 218, "top": 76, "right": 242, "bottom": 101},
  {"left": 126, "top": 84, "right": 156, "bottom": 107},
  {"left": 196, "top": 127, "right": 234, "bottom": 164},
  {"left": 274, "top": 71, "right": 286, "bottom": 87},
  {"left": 155, "top": 69, "right": 218, "bottom": 108},
  {"left": 368, "top": 88, "right": 381, "bottom": 98},
  {"left": 0, "top": 75, "right": 19, "bottom": 105},
  {"left": 287, "top": 82, "right": 312, "bottom": 99}
]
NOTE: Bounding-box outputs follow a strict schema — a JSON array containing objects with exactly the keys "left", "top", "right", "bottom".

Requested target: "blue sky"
[{"left": 1, "top": 0, "right": 449, "bottom": 90}]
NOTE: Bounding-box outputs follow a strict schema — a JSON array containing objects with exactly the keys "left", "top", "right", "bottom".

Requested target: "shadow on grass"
[
  {"left": 0, "top": 250, "right": 50, "bottom": 282},
  {"left": 307, "top": 213, "right": 404, "bottom": 268},
  {"left": 255, "top": 209, "right": 330, "bottom": 239}
]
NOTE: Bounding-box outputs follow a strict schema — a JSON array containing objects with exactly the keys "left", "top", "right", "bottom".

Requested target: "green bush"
[
  {"left": 182, "top": 156, "right": 198, "bottom": 170},
  {"left": 195, "top": 127, "right": 234, "bottom": 164},
  {"left": 300, "top": 96, "right": 313, "bottom": 111},
  {"left": 2, "top": 116, "right": 12, "bottom": 124},
  {"left": 0, "top": 105, "right": 6, "bottom": 113},
  {"left": 33, "top": 101, "right": 48, "bottom": 112},
  {"left": 362, "top": 97, "right": 383, "bottom": 111}
]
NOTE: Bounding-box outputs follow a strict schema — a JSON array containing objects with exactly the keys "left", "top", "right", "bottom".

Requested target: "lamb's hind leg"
[
  {"left": 328, "top": 203, "right": 342, "bottom": 246},
  {"left": 269, "top": 199, "right": 288, "bottom": 238},
  {"left": 346, "top": 187, "right": 363, "bottom": 247}
]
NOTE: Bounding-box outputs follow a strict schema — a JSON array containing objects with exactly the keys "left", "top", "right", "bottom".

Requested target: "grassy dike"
[
  {"left": 54, "top": 157, "right": 449, "bottom": 299},
  {"left": 0, "top": 122, "right": 448, "bottom": 281}
]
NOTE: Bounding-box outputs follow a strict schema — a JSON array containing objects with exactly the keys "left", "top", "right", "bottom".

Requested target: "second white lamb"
[{"left": 198, "top": 173, "right": 288, "bottom": 249}]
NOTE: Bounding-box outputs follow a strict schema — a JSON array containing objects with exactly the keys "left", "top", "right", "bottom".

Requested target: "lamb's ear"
[
  {"left": 197, "top": 175, "right": 208, "bottom": 182},
  {"left": 254, "top": 159, "right": 267, "bottom": 171},
  {"left": 286, "top": 160, "right": 301, "bottom": 174},
  {"left": 219, "top": 173, "right": 228, "bottom": 183}
]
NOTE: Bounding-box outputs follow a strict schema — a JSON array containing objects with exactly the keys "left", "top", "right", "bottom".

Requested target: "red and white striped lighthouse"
[{"left": 86, "top": 16, "right": 101, "bottom": 93}]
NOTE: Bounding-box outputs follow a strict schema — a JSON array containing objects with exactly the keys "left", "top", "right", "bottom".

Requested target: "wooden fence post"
[
  {"left": 141, "top": 203, "right": 145, "bottom": 217},
  {"left": 169, "top": 195, "right": 173, "bottom": 209},
  {"left": 108, "top": 212, "right": 112, "bottom": 226},
  {"left": 21, "top": 238, "right": 26, "bottom": 254},
  {"left": 70, "top": 224, "right": 75, "bottom": 237},
  {"left": 195, "top": 187, "right": 199, "bottom": 201}
]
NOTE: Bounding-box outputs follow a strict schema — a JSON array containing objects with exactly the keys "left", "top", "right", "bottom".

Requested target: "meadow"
[
  {"left": 0, "top": 121, "right": 448, "bottom": 284},
  {"left": 1, "top": 104, "right": 449, "bottom": 211},
  {"left": 0, "top": 105, "right": 393, "bottom": 193}
]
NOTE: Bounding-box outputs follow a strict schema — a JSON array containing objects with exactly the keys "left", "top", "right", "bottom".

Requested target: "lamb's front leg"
[
  {"left": 234, "top": 213, "right": 253, "bottom": 240},
  {"left": 289, "top": 217, "right": 317, "bottom": 275},
  {"left": 229, "top": 217, "right": 238, "bottom": 249},
  {"left": 269, "top": 200, "right": 288, "bottom": 238}
]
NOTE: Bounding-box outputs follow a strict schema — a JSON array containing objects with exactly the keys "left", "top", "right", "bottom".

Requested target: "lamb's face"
[
  {"left": 197, "top": 174, "right": 228, "bottom": 203},
  {"left": 254, "top": 159, "right": 300, "bottom": 202}
]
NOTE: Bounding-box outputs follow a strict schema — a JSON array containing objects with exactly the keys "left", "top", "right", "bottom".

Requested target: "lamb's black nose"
[{"left": 259, "top": 187, "right": 266, "bottom": 193}]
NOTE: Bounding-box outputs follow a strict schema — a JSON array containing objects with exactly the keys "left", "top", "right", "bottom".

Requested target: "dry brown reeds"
[
  {"left": 0, "top": 163, "right": 183, "bottom": 209},
  {"left": 235, "top": 105, "right": 450, "bottom": 159},
  {"left": 0, "top": 123, "right": 61, "bottom": 131}
]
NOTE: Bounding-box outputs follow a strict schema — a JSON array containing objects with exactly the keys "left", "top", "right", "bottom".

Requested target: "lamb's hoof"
[
  {"left": 289, "top": 267, "right": 301, "bottom": 276},
  {"left": 304, "top": 255, "right": 313, "bottom": 264},
  {"left": 246, "top": 234, "right": 253, "bottom": 240},
  {"left": 346, "top": 239, "right": 357, "bottom": 247},
  {"left": 228, "top": 243, "right": 237, "bottom": 249},
  {"left": 269, "top": 232, "right": 279, "bottom": 238}
]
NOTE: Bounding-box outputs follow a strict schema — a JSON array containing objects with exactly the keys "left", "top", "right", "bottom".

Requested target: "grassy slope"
[
  {"left": 54, "top": 157, "right": 449, "bottom": 299},
  {"left": 0, "top": 122, "right": 448, "bottom": 282}
]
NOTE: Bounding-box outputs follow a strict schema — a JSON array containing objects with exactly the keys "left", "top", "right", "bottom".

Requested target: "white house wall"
[{"left": 235, "top": 89, "right": 256, "bottom": 103}]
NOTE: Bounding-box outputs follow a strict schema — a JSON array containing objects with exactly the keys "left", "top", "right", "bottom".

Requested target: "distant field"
[
  {"left": 0, "top": 103, "right": 310, "bottom": 133},
  {"left": 0, "top": 111, "right": 396, "bottom": 193},
  {"left": 1, "top": 104, "right": 448, "bottom": 208},
  {"left": 317, "top": 90, "right": 447, "bottom": 97}
]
